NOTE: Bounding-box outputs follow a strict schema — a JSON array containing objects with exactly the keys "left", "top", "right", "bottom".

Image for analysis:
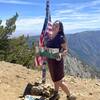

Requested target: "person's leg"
[
  {"left": 49, "top": 81, "right": 60, "bottom": 100},
  {"left": 57, "top": 80, "right": 70, "bottom": 96},
  {"left": 58, "top": 80, "right": 76, "bottom": 100},
  {"left": 54, "top": 81, "right": 60, "bottom": 92}
]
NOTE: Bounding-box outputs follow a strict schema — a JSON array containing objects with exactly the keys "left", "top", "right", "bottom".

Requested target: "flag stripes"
[{"left": 34, "top": 0, "right": 52, "bottom": 67}]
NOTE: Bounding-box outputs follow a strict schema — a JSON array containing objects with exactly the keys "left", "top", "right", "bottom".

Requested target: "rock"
[
  {"left": 95, "top": 83, "right": 100, "bottom": 86},
  {"left": 31, "top": 86, "right": 43, "bottom": 95},
  {"left": 89, "top": 92, "right": 93, "bottom": 95},
  {"left": 70, "top": 78, "right": 76, "bottom": 83},
  {"left": 0, "top": 80, "right": 1, "bottom": 84},
  {"left": 42, "top": 90, "right": 50, "bottom": 97},
  {"left": 30, "top": 82, "right": 54, "bottom": 98},
  {"left": 34, "top": 81, "right": 41, "bottom": 86}
]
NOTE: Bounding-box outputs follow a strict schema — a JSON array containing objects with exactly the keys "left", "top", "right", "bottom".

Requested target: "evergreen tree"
[
  {"left": 0, "top": 13, "right": 18, "bottom": 60},
  {"left": 7, "top": 35, "right": 35, "bottom": 68},
  {"left": 0, "top": 13, "right": 35, "bottom": 68}
]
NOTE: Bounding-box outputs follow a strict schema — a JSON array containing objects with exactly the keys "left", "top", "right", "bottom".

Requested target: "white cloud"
[
  {"left": 2, "top": 0, "right": 100, "bottom": 36},
  {"left": 14, "top": 11, "right": 100, "bottom": 35},
  {"left": 0, "top": 0, "right": 38, "bottom": 5},
  {"left": 16, "top": 17, "right": 44, "bottom": 27},
  {"left": 72, "top": 0, "right": 100, "bottom": 11},
  {"left": 56, "top": 0, "right": 100, "bottom": 11},
  {"left": 15, "top": 17, "right": 45, "bottom": 36},
  {"left": 51, "top": 0, "right": 100, "bottom": 33},
  {"left": 55, "top": 9, "right": 74, "bottom": 14},
  {"left": 2, "top": 16, "right": 45, "bottom": 36},
  {"left": 1, "top": 20, "right": 6, "bottom": 26},
  {"left": 51, "top": 12, "right": 100, "bottom": 34}
]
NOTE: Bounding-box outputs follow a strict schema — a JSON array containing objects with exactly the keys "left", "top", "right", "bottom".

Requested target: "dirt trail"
[{"left": 0, "top": 61, "right": 100, "bottom": 100}]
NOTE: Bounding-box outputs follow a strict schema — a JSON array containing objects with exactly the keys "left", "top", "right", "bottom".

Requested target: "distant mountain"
[
  {"left": 67, "top": 30, "right": 100, "bottom": 70},
  {"left": 27, "top": 35, "right": 39, "bottom": 48},
  {"left": 27, "top": 34, "right": 100, "bottom": 78},
  {"left": 27, "top": 30, "right": 100, "bottom": 71},
  {"left": 64, "top": 54, "right": 100, "bottom": 78}
]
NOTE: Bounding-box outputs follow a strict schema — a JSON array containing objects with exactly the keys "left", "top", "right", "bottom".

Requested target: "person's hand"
[
  {"left": 61, "top": 50, "right": 67, "bottom": 57},
  {"left": 56, "top": 53, "right": 62, "bottom": 61}
]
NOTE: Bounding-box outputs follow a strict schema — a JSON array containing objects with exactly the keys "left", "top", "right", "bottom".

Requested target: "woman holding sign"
[{"left": 46, "top": 20, "right": 76, "bottom": 100}]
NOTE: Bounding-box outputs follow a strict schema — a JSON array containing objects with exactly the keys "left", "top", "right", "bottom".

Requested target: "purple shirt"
[{"left": 46, "top": 33, "right": 65, "bottom": 50}]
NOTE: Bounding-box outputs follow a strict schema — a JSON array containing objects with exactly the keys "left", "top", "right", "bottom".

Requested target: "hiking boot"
[
  {"left": 67, "top": 95, "right": 76, "bottom": 100},
  {"left": 49, "top": 91, "right": 60, "bottom": 100}
]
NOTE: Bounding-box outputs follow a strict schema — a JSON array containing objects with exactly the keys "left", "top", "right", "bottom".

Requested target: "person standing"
[{"left": 46, "top": 20, "right": 76, "bottom": 100}]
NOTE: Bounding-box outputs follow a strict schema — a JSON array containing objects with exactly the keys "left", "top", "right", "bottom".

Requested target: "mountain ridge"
[
  {"left": 27, "top": 30, "right": 100, "bottom": 70},
  {"left": 67, "top": 30, "right": 100, "bottom": 70}
]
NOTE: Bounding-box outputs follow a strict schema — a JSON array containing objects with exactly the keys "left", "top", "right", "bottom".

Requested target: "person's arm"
[{"left": 61, "top": 42, "right": 68, "bottom": 57}]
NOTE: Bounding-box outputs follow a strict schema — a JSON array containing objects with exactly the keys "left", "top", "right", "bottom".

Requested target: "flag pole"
[{"left": 42, "top": 0, "right": 50, "bottom": 84}]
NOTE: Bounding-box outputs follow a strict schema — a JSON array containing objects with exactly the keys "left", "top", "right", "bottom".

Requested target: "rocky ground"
[{"left": 0, "top": 61, "right": 100, "bottom": 100}]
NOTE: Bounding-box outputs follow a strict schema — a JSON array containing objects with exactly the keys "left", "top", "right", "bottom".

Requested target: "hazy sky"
[{"left": 0, "top": 0, "right": 100, "bottom": 36}]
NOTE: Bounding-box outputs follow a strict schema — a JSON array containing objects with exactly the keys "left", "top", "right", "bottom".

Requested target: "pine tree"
[
  {"left": 7, "top": 35, "right": 35, "bottom": 68},
  {"left": 0, "top": 13, "right": 18, "bottom": 60}
]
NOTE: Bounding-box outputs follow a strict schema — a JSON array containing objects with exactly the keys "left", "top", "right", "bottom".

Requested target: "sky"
[{"left": 0, "top": 0, "right": 100, "bottom": 36}]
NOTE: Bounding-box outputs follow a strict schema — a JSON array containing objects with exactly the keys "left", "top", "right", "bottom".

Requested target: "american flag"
[{"left": 35, "top": 0, "right": 52, "bottom": 67}]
